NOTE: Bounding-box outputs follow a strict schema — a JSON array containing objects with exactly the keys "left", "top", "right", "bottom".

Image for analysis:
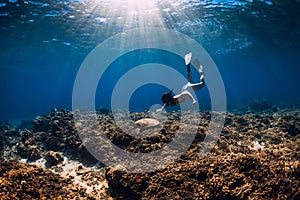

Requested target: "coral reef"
[
  {"left": 0, "top": 108, "right": 299, "bottom": 199},
  {"left": 0, "top": 160, "right": 93, "bottom": 199}
]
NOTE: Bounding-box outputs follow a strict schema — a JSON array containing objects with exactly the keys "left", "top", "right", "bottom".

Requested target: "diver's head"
[{"left": 161, "top": 91, "right": 177, "bottom": 107}]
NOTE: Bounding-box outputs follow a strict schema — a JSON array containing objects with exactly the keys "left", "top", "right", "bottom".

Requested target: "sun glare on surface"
[
  {"left": 127, "top": 0, "right": 156, "bottom": 10},
  {"left": 73, "top": 0, "right": 194, "bottom": 44},
  {"left": 111, "top": 0, "right": 164, "bottom": 29}
]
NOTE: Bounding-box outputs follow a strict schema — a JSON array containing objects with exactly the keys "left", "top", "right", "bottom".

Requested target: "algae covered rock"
[{"left": 45, "top": 151, "right": 64, "bottom": 167}]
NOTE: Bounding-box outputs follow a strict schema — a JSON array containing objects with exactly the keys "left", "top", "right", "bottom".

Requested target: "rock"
[
  {"left": 286, "top": 122, "right": 300, "bottom": 136},
  {"left": 45, "top": 151, "right": 64, "bottom": 167},
  {"left": 17, "top": 143, "right": 41, "bottom": 161},
  {"left": 105, "top": 167, "right": 147, "bottom": 200},
  {"left": 0, "top": 160, "right": 93, "bottom": 199},
  {"left": 44, "top": 135, "right": 66, "bottom": 151},
  {"left": 33, "top": 116, "right": 50, "bottom": 132},
  {"left": 0, "top": 137, "right": 4, "bottom": 159},
  {"left": 134, "top": 118, "right": 160, "bottom": 127},
  {"left": 77, "top": 145, "right": 99, "bottom": 165},
  {"left": 280, "top": 115, "right": 300, "bottom": 136}
]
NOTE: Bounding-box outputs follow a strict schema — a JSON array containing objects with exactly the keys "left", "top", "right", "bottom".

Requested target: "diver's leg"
[
  {"left": 183, "top": 53, "right": 205, "bottom": 91},
  {"left": 182, "top": 53, "right": 194, "bottom": 91},
  {"left": 199, "top": 64, "right": 204, "bottom": 83},
  {"left": 186, "top": 63, "right": 193, "bottom": 83},
  {"left": 191, "top": 65, "right": 205, "bottom": 91},
  {"left": 185, "top": 52, "right": 194, "bottom": 83},
  {"left": 190, "top": 59, "right": 205, "bottom": 91}
]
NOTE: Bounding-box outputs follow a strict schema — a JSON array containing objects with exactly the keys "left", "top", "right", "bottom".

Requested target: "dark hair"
[{"left": 161, "top": 91, "right": 177, "bottom": 107}]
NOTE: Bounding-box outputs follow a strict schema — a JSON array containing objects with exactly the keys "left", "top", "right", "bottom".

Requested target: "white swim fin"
[{"left": 185, "top": 52, "right": 192, "bottom": 65}]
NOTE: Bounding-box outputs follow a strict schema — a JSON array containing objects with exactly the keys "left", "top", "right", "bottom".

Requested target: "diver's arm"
[{"left": 156, "top": 103, "right": 167, "bottom": 112}]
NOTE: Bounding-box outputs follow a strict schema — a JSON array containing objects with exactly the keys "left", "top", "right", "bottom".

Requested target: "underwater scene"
[{"left": 0, "top": 0, "right": 299, "bottom": 199}]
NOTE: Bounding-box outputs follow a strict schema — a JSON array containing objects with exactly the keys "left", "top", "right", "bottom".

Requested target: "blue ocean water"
[{"left": 0, "top": 0, "right": 299, "bottom": 121}]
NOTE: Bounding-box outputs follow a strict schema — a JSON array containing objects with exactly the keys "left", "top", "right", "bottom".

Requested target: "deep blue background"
[{"left": 0, "top": 0, "right": 299, "bottom": 122}]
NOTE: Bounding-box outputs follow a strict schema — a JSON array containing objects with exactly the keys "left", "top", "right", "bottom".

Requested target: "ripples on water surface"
[
  {"left": 0, "top": 0, "right": 299, "bottom": 120},
  {"left": 1, "top": 0, "right": 299, "bottom": 55}
]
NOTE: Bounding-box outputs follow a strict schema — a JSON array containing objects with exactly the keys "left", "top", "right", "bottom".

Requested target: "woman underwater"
[{"left": 156, "top": 52, "right": 205, "bottom": 112}]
